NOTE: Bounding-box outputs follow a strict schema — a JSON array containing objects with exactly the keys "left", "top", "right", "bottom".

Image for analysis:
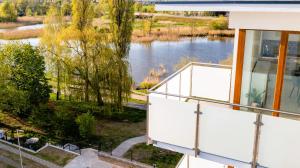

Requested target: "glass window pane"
[
  {"left": 280, "top": 34, "right": 300, "bottom": 113},
  {"left": 240, "top": 30, "right": 280, "bottom": 108}
]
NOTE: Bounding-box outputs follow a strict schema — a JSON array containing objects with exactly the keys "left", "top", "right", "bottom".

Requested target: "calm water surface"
[
  {"left": 0, "top": 37, "right": 234, "bottom": 83},
  {"left": 129, "top": 38, "right": 234, "bottom": 83},
  {"left": 0, "top": 24, "right": 44, "bottom": 32}
]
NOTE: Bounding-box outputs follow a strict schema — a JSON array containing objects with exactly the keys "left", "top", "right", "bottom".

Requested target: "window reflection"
[
  {"left": 280, "top": 34, "right": 300, "bottom": 113},
  {"left": 240, "top": 30, "right": 280, "bottom": 108}
]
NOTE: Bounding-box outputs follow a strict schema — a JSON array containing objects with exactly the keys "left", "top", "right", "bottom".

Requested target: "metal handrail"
[
  {"left": 149, "top": 62, "right": 232, "bottom": 91},
  {"left": 148, "top": 90, "right": 300, "bottom": 117}
]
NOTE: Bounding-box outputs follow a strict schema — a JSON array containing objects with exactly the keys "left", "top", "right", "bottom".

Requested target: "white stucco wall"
[{"left": 229, "top": 12, "right": 300, "bottom": 31}]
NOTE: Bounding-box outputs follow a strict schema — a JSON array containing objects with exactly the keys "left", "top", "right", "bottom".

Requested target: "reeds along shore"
[
  {"left": 0, "top": 16, "right": 44, "bottom": 29},
  {"left": 0, "top": 29, "right": 43, "bottom": 40},
  {"left": 132, "top": 27, "right": 235, "bottom": 43}
]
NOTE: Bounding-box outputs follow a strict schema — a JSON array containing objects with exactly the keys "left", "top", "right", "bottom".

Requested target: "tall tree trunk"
[
  {"left": 83, "top": 41, "right": 89, "bottom": 102},
  {"left": 84, "top": 66, "right": 89, "bottom": 102},
  {"left": 117, "top": 66, "right": 123, "bottom": 111},
  {"left": 96, "top": 88, "right": 104, "bottom": 106},
  {"left": 56, "top": 60, "right": 61, "bottom": 100}
]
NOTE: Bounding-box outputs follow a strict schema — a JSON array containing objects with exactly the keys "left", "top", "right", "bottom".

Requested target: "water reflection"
[{"left": 0, "top": 24, "right": 44, "bottom": 32}]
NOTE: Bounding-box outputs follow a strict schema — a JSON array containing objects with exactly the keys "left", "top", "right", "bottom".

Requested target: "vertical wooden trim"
[
  {"left": 233, "top": 29, "right": 246, "bottom": 110},
  {"left": 273, "top": 32, "right": 289, "bottom": 116}
]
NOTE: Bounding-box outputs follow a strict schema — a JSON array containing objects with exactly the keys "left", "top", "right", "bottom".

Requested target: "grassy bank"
[
  {"left": 124, "top": 143, "right": 183, "bottom": 168},
  {"left": 0, "top": 29, "right": 43, "bottom": 40},
  {"left": 0, "top": 16, "right": 44, "bottom": 29},
  {"left": 1, "top": 100, "right": 147, "bottom": 153},
  {"left": 132, "top": 27, "right": 234, "bottom": 43},
  {"left": 35, "top": 146, "right": 77, "bottom": 166},
  {"left": 0, "top": 15, "right": 234, "bottom": 41}
]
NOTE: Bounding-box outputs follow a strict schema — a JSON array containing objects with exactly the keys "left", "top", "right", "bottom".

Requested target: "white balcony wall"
[
  {"left": 153, "top": 64, "right": 231, "bottom": 102},
  {"left": 258, "top": 115, "right": 300, "bottom": 168},
  {"left": 155, "top": 83, "right": 167, "bottom": 98},
  {"left": 180, "top": 66, "right": 192, "bottom": 98},
  {"left": 199, "top": 104, "right": 256, "bottom": 163},
  {"left": 167, "top": 74, "right": 181, "bottom": 101},
  {"left": 192, "top": 66, "right": 232, "bottom": 102},
  {"left": 148, "top": 95, "right": 198, "bottom": 150},
  {"left": 177, "top": 155, "right": 226, "bottom": 168}
]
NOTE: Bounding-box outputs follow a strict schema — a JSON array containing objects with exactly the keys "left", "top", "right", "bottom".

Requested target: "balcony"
[{"left": 147, "top": 62, "right": 300, "bottom": 168}]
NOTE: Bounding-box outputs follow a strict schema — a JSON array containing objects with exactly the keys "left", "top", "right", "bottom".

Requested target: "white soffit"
[
  {"left": 229, "top": 11, "right": 300, "bottom": 31},
  {"left": 156, "top": 4, "right": 300, "bottom": 13}
]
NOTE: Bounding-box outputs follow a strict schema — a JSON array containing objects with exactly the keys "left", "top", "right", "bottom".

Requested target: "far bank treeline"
[{"left": 0, "top": 0, "right": 135, "bottom": 124}]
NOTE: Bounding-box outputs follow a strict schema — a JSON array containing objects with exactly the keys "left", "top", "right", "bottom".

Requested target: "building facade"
[{"left": 147, "top": 1, "right": 300, "bottom": 168}]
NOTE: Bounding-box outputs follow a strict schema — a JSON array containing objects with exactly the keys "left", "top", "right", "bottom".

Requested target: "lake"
[{"left": 0, "top": 36, "right": 234, "bottom": 84}]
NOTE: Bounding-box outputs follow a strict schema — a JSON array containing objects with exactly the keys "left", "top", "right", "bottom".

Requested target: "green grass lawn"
[
  {"left": 124, "top": 143, "right": 183, "bottom": 168},
  {"left": 35, "top": 146, "right": 77, "bottom": 166}
]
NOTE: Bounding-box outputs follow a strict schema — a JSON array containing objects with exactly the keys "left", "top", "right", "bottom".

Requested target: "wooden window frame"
[
  {"left": 233, "top": 29, "right": 246, "bottom": 110},
  {"left": 233, "top": 30, "right": 297, "bottom": 115}
]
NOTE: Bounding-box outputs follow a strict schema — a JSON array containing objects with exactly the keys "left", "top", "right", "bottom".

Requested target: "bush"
[
  {"left": 210, "top": 16, "right": 228, "bottom": 30},
  {"left": 139, "top": 81, "right": 157, "bottom": 90},
  {"left": 61, "top": 2, "right": 72, "bottom": 16},
  {"left": 0, "top": 85, "right": 30, "bottom": 116},
  {"left": 0, "top": 1, "right": 17, "bottom": 22},
  {"left": 76, "top": 112, "right": 96, "bottom": 138},
  {"left": 25, "top": 7, "right": 33, "bottom": 16}
]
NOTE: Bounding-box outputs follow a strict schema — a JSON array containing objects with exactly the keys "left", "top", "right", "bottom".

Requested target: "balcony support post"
[
  {"left": 166, "top": 83, "right": 168, "bottom": 99},
  {"left": 251, "top": 112, "right": 263, "bottom": 168},
  {"left": 179, "top": 72, "right": 182, "bottom": 101},
  {"left": 194, "top": 102, "right": 201, "bottom": 157},
  {"left": 189, "top": 65, "right": 194, "bottom": 97},
  {"left": 146, "top": 94, "right": 153, "bottom": 145}
]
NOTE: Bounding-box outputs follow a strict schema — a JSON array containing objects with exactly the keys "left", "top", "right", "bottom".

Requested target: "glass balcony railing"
[{"left": 147, "top": 62, "right": 300, "bottom": 168}]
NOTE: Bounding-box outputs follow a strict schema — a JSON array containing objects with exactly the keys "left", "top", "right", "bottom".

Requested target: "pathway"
[
  {"left": 112, "top": 135, "right": 147, "bottom": 157},
  {"left": 0, "top": 142, "right": 61, "bottom": 168},
  {"left": 64, "top": 148, "right": 122, "bottom": 168}
]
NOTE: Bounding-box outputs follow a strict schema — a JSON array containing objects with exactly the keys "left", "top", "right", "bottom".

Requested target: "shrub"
[
  {"left": 61, "top": 2, "right": 72, "bottom": 16},
  {"left": 210, "top": 16, "right": 228, "bottom": 30},
  {"left": 139, "top": 81, "right": 157, "bottom": 90},
  {"left": 0, "top": 1, "right": 17, "bottom": 22},
  {"left": 25, "top": 7, "right": 33, "bottom": 16},
  {"left": 76, "top": 112, "right": 96, "bottom": 138}
]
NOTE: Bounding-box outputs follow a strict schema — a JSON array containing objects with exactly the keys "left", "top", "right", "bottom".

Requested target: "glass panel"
[
  {"left": 199, "top": 103, "right": 256, "bottom": 164},
  {"left": 240, "top": 30, "right": 280, "bottom": 108},
  {"left": 280, "top": 34, "right": 300, "bottom": 113},
  {"left": 148, "top": 95, "right": 198, "bottom": 149},
  {"left": 258, "top": 115, "right": 300, "bottom": 168}
]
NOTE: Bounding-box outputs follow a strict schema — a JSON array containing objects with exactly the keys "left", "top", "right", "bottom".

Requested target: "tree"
[
  {"left": 143, "top": 18, "right": 154, "bottom": 35},
  {"left": 76, "top": 112, "right": 96, "bottom": 138},
  {"left": 61, "top": 1, "right": 71, "bottom": 16},
  {"left": 70, "top": 0, "right": 95, "bottom": 102},
  {"left": 107, "top": 0, "right": 135, "bottom": 112},
  {"left": 0, "top": 1, "right": 17, "bottom": 22},
  {"left": 0, "top": 43, "right": 51, "bottom": 116},
  {"left": 210, "top": 16, "right": 228, "bottom": 30},
  {"left": 41, "top": 5, "right": 66, "bottom": 100},
  {"left": 25, "top": 6, "right": 32, "bottom": 16},
  {"left": 16, "top": 0, "right": 29, "bottom": 16}
]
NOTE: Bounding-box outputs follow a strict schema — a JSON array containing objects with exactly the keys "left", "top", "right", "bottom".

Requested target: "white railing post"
[
  {"left": 194, "top": 101, "right": 201, "bottom": 157},
  {"left": 189, "top": 64, "right": 194, "bottom": 97},
  {"left": 179, "top": 72, "right": 182, "bottom": 101},
  {"left": 251, "top": 112, "right": 263, "bottom": 168}
]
